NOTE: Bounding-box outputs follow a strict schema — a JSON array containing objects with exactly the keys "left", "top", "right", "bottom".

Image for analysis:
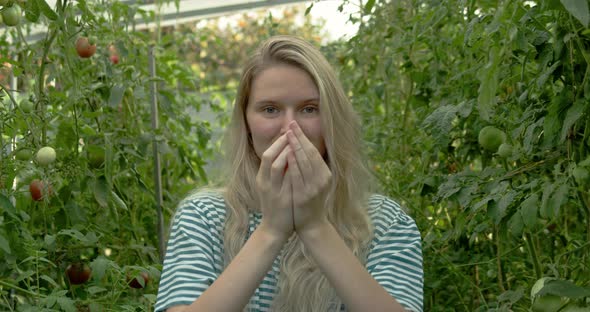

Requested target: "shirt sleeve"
[
  {"left": 366, "top": 196, "right": 424, "bottom": 312},
  {"left": 155, "top": 198, "right": 221, "bottom": 312}
]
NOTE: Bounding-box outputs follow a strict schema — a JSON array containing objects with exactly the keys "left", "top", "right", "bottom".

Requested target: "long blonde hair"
[{"left": 221, "top": 35, "right": 374, "bottom": 311}]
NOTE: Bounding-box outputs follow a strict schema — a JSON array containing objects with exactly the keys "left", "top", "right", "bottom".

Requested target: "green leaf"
[
  {"left": 90, "top": 256, "right": 111, "bottom": 281},
  {"left": 538, "top": 279, "right": 590, "bottom": 298},
  {"left": 561, "top": 0, "right": 590, "bottom": 28},
  {"left": 111, "top": 191, "right": 128, "bottom": 211},
  {"left": 537, "top": 61, "right": 561, "bottom": 89},
  {"left": 38, "top": 0, "right": 58, "bottom": 20},
  {"left": 56, "top": 121, "right": 77, "bottom": 151},
  {"left": 364, "top": 0, "right": 376, "bottom": 14},
  {"left": 477, "top": 47, "right": 500, "bottom": 122},
  {"left": 93, "top": 176, "right": 109, "bottom": 208},
  {"left": 56, "top": 297, "right": 76, "bottom": 312},
  {"left": 25, "top": 0, "right": 41, "bottom": 23},
  {"left": 422, "top": 104, "right": 460, "bottom": 146},
  {"left": 44, "top": 234, "right": 56, "bottom": 251},
  {"left": 0, "top": 233, "right": 11, "bottom": 254},
  {"left": 108, "top": 85, "right": 125, "bottom": 107},
  {"left": 498, "top": 288, "right": 524, "bottom": 304},
  {"left": 543, "top": 183, "right": 569, "bottom": 219},
  {"left": 58, "top": 229, "right": 87, "bottom": 244},
  {"left": 40, "top": 275, "right": 59, "bottom": 288},
  {"left": 304, "top": 3, "right": 313, "bottom": 16},
  {"left": 560, "top": 99, "right": 586, "bottom": 142},
  {"left": 0, "top": 194, "right": 18, "bottom": 220},
  {"left": 520, "top": 194, "right": 539, "bottom": 229},
  {"left": 508, "top": 211, "right": 524, "bottom": 237},
  {"left": 85, "top": 232, "right": 98, "bottom": 245},
  {"left": 494, "top": 190, "right": 517, "bottom": 224},
  {"left": 87, "top": 286, "right": 107, "bottom": 295}
]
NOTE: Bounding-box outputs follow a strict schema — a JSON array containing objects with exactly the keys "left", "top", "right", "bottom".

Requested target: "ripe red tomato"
[
  {"left": 75, "top": 37, "right": 97, "bottom": 58},
  {"left": 110, "top": 54, "right": 119, "bottom": 64},
  {"left": 29, "top": 179, "right": 45, "bottom": 201},
  {"left": 128, "top": 272, "right": 149, "bottom": 289},
  {"left": 65, "top": 263, "right": 92, "bottom": 285}
]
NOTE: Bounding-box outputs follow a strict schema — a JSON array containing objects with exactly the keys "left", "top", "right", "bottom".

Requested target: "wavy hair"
[{"left": 220, "top": 35, "right": 374, "bottom": 311}]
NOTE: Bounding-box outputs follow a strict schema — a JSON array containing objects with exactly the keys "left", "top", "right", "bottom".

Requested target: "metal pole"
[{"left": 148, "top": 45, "right": 165, "bottom": 262}]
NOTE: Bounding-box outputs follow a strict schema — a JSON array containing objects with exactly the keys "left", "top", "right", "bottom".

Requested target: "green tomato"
[
  {"left": 36, "top": 146, "right": 56, "bottom": 166},
  {"left": 86, "top": 146, "right": 105, "bottom": 169},
  {"left": 2, "top": 5, "right": 21, "bottom": 26},
  {"left": 15, "top": 149, "right": 32, "bottom": 161},
  {"left": 531, "top": 295, "right": 566, "bottom": 312},
  {"left": 19, "top": 99, "right": 33, "bottom": 113},
  {"left": 478, "top": 126, "right": 506, "bottom": 152},
  {"left": 497, "top": 143, "right": 513, "bottom": 158}
]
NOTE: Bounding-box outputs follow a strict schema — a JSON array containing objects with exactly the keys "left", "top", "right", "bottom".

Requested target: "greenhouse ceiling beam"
[{"left": 5, "top": 0, "right": 308, "bottom": 43}]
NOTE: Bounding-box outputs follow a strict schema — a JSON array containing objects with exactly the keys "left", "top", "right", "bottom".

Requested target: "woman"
[{"left": 155, "top": 35, "right": 423, "bottom": 312}]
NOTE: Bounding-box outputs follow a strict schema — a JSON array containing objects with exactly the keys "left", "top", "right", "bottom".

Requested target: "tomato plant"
[
  {"left": 0, "top": 1, "right": 325, "bottom": 310},
  {"left": 334, "top": 0, "right": 590, "bottom": 310}
]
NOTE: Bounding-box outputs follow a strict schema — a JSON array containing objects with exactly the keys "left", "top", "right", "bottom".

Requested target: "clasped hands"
[{"left": 256, "top": 121, "right": 332, "bottom": 241}]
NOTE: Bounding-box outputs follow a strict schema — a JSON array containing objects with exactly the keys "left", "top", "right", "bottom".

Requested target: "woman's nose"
[{"left": 281, "top": 109, "right": 296, "bottom": 133}]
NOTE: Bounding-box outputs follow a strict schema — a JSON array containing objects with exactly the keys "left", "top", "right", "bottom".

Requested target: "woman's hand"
[
  {"left": 286, "top": 121, "right": 332, "bottom": 234},
  {"left": 256, "top": 134, "right": 295, "bottom": 241}
]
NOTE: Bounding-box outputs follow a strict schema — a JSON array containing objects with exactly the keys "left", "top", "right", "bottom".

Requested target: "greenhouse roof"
[{"left": 4, "top": 0, "right": 308, "bottom": 43}]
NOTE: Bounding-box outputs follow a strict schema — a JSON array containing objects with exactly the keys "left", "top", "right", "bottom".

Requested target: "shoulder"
[
  {"left": 174, "top": 188, "right": 227, "bottom": 223},
  {"left": 367, "top": 194, "right": 416, "bottom": 228}
]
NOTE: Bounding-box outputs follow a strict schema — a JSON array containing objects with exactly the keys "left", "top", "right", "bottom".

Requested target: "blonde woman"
[{"left": 155, "top": 35, "right": 423, "bottom": 312}]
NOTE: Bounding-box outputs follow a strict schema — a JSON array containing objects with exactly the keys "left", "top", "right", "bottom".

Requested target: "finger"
[
  {"left": 287, "top": 130, "right": 312, "bottom": 182},
  {"left": 259, "top": 134, "right": 289, "bottom": 180},
  {"left": 270, "top": 145, "right": 291, "bottom": 187},
  {"left": 287, "top": 149, "right": 304, "bottom": 191},
  {"left": 289, "top": 121, "right": 324, "bottom": 165}
]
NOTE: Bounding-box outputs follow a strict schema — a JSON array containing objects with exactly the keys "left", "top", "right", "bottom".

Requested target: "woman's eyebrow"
[{"left": 253, "top": 98, "right": 320, "bottom": 105}]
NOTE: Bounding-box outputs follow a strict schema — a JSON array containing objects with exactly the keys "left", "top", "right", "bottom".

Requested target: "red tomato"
[
  {"left": 110, "top": 54, "right": 119, "bottom": 64},
  {"left": 29, "top": 179, "right": 46, "bottom": 201},
  {"left": 128, "top": 272, "right": 149, "bottom": 289},
  {"left": 75, "top": 37, "right": 97, "bottom": 58},
  {"left": 65, "top": 263, "right": 92, "bottom": 285}
]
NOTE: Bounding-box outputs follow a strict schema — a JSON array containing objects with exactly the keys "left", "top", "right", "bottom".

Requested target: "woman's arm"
[
  {"left": 299, "top": 221, "right": 408, "bottom": 312},
  {"left": 168, "top": 225, "right": 287, "bottom": 312}
]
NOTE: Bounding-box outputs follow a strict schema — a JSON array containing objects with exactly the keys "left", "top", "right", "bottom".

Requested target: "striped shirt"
[{"left": 155, "top": 191, "right": 423, "bottom": 312}]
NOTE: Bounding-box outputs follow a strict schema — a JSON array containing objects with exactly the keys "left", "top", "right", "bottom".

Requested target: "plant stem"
[
  {"left": 525, "top": 231, "right": 542, "bottom": 279},
  {"left": 576, "top": 190, "right": 590, "bottom": 245},
  {"left": 494, "top": 225, "right": 506, "bottom": 292},
  {"left": 0, "top": 280, "right": 41, "bottom": 298}
]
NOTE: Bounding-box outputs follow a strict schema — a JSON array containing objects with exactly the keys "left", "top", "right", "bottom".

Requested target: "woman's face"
[{"left": 246, "top": 64, "right": 326, "bottom": 160}]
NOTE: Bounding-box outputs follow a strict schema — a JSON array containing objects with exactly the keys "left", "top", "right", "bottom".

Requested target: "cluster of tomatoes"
[
  {"left": 0, "top": 0, "right": 24, "bottom": 27},
  {"left": 13, "top": 146, "right": 57, "bottom": 201},
  {"left": 75, "top": 36, "right": 120, "bottom": 65}
]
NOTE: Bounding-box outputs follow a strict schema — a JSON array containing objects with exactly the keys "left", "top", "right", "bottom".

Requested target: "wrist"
[
  {"left": 256, "top": 222, "right": 291, "bottom": 246},
  {"left": 297, "top": 219, "right": 332, "bottom": 242}
]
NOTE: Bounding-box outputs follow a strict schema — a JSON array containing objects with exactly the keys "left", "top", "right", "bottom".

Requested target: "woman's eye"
[
  {"left": 302, "top": 106, "right": 318, "bottom": 113},
  {"left": 264, "top": 107, "right": 278, "bottom": 114}
]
